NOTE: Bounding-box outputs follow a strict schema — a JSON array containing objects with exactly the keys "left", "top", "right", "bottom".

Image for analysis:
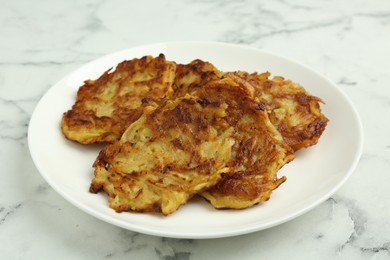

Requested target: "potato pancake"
[
  {"left": 193, "top": 79, "right": 294, "bottom": 209},
  {"left": 90, "top": 78, "right": 293, "bottom": 214},
  {"left": 172, "top": 59, "right": 223, "bottom": 98},
  {"left": 225, "top": 72, "right": 328, "bottom": 151},
  {"left": 61, "top": 54, "right": 176, "bottom": 144}
]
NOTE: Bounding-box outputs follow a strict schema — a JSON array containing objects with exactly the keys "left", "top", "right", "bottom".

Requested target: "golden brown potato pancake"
[
  {"left": 225, "top": 72, "right": 328, "bottom": 151},
  {"left": 90, "top": 78, "right": 293, "bottom": 214},
  {"left": 61, "top": 54, "right": 176, "bottom": 144},
  {"left": 172, "top": 59, "right": 223, "bottom": 98}
]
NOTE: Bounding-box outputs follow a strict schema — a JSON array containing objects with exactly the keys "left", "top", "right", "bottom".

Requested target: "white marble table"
[{"left": 1, "top": 0, "right": 389, "bottom": 259}]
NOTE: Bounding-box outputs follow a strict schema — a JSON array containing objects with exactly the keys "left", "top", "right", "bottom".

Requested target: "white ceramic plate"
[{"left": 28, "top": 42, "right": 363, "bottom": 239}]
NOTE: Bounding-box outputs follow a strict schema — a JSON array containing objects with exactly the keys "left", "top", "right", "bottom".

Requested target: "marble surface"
[{"left": 1, "top": 0, "right": 389, "bottom": 259}]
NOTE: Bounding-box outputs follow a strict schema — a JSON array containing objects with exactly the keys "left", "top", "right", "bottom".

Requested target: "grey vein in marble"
[{"left": 0, "top": 203, "right": 23, "bottom": 225}]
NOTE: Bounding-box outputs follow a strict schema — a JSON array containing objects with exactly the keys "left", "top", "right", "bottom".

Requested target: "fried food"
[
  {"left": 61, "top": 54, "right": 328, "bottom": 214},
  {"left": 194, "top": 79, "right": 294, "bottom": 209},
  {"left": 226, "top": 72, "right": 328, "bottom": 151},
  {"left": 201, "top": 172, "right": 288, "bottom": 209},
  {"left": 61, "top": 54, "right": 176, "bottom": 144},
  {"left": 90, "top": 78, "right": 293, "bottom": 214},
  {"left": 172, "top": 59, "right": 223, "bottom": 98}
]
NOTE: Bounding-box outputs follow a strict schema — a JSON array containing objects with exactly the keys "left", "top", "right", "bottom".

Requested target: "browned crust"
[
  {"left": 61, "top": 54, "right": 176, "bottom": 144},
  {"left": 89, "top": 78, "right": 294, "bottom": 214},
  {"left": 225, "top": 71, "right": 329, "bottom": 151}
]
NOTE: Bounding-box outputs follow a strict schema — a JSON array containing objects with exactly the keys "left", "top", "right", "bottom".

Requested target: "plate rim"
[{"left": 28, "top": 41, "right": 364, "bottom": 239}]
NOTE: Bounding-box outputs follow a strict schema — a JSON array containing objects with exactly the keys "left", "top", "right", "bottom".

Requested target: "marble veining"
[
  {"left": 1, "top": 0, "right": 390, "bottom": 259},
  {"left": 0, "top": 203, "right": 22, "bottom": 225}
]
